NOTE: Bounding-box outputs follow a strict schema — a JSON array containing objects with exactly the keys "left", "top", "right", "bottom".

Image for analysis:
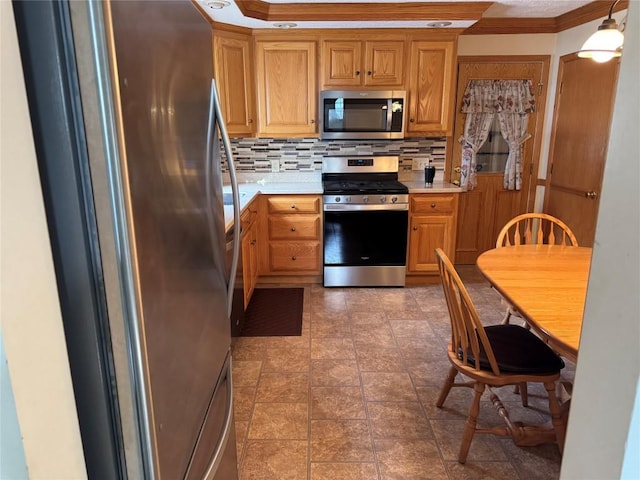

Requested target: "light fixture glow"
[
  {"left": 205, "top": 0, "right": 230, "bottom": 9},
  {"left": 578, "top": 1, "right": 624, "bottom": 63},
  {"left": 427, "top": 21, "right": 452, "bottom": 28},
  {"left": 273, "top": 22, "right": 297, "bottom": 29}
]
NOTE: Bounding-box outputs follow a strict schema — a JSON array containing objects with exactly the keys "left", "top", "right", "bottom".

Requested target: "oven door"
[{"left": 323, "top": 204, "right": 408, "bottom": 286}]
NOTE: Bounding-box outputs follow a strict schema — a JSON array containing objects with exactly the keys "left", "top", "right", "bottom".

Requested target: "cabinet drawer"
[
  {"left": 410, "top": 195, "right": 455, "bottom": 214},
  {"left": 267, "top": 196, "right": 320, "bottom": 214},
  {"left": 268, "top": 242, "right": 320, "bottom": 272},
  {"left": 268, "top": 215, "right": 320, "bottom": 240}
]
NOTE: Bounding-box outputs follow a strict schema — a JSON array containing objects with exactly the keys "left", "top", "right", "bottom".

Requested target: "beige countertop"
[
  {"left": 222, "top": 181, "right": 323, "bottom": 232},
  {"left": 222, "top": 176, "right": 462, "bottom": 231}
]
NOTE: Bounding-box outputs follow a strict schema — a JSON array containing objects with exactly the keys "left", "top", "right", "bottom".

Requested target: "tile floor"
[{"left": 231, "top": 266, "right": 575, "bottom": 480}]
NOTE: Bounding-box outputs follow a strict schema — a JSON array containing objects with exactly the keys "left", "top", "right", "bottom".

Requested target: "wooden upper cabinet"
[
  {"left": 255, "top": 40, "right": 317, "bottom": 136},
  {"left": 212, "top": 31, "right": 256, "bottom": 136},
  {"left": 322, "top": 39, "right": 405, "bottom": 88},
  {"left": 406, "top": 40, "right": 456, "bottom": 136}
]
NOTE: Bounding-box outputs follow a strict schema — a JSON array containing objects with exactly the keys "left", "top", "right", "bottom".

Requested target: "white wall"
[
  {"left": 0, "top": 2, "right": 87, "bottom": 478},
  {"left": 561, "top": 2, "right": 639, "bottom": 478}
]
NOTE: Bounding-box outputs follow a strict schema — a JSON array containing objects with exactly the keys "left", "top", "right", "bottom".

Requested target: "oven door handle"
[{"left": 323, "top": 203, "right": 409, "bottom": 212}]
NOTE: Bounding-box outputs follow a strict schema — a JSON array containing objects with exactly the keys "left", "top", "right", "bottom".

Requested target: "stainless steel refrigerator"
[
  {"left": 13, "top": 0, "right": 240, "bottom": 476},
  {"left": 104, "top": 1, "right": 241, "bottom": 478}
]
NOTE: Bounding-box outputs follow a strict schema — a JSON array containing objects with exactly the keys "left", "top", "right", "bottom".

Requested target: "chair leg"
[
  {"left": 544, "top": 381, "right": 566, "bottom": 453},
  {"left": 515, "top": 382, "right": 528, "bottom": 407},
  {"left": 459, "top": 382, "right": 485, "bottom": 464},
  {"left": 436, "top": 365, "right": 458, "bottom": 408}
]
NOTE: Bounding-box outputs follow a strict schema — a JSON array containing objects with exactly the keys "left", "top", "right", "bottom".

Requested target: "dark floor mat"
[{"left": 240, "top": 288, "right": 304, "bottom": 336}]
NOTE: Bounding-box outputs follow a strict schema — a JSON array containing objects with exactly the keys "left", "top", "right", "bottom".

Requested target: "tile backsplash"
[{"left": 223, "top": 137, "right": 447, "bottom": 173}]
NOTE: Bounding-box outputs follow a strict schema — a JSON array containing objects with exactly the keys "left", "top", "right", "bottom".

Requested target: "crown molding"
[
  {"left": 235, "top": 1, "right": 492, "bottom": 22},
  {"left": 463, "top": 0, "right": 628, "bottom": 35}
]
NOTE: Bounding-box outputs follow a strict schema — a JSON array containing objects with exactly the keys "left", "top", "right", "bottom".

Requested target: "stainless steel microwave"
[{"left": 319, "top": 90, "right": 406, "bottom": 140}]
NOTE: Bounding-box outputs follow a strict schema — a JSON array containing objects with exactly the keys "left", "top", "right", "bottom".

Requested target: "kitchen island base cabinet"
[
  {"left": 407, "top": 194, "right": 459, "bottom": 279},
  {"left": 258, "top": 195, "right": 323, "bottom": 282}
]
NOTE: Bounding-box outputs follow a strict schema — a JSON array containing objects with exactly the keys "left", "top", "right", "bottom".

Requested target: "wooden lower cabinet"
[
  {"left": 407, "top": 193, "right": 459, "bottom": 275},
  {"left": 259, "top": 194, "right": 322, "bottom": 277},
  {"left": 241, "top": 199, "right": 259, "bottom": 307}
]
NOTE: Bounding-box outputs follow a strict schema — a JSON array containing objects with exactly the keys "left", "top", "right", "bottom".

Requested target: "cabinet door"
[
  {"left": 322, "top": 41, "right": 363, "bottom": 86},
  {"left": 242, "top": 222, "right": 258, "bottom": 308},
  {"left": 213, "top": 33, "right": 255, "bottom": 136},
  {"left": 364, "top": 41, "right": 404, "bottom": 87},
  {"left": 255, "top": 41, "right": 317, "bottom": 136},
  {"left": 406, "top": 41, "right": 455, "bottom": 135},
  {"left": 408, "top": 215, "right": 455, "bottom": 273}
]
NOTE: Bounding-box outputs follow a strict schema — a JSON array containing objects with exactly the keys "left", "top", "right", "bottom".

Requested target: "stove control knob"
[
  {"left": 363, "top": 196, "right": 369, "bottom": 203},
  {"left": 391, "top": 196, "right": 398, "bottom": 203},
  {"left": 380, "top": 196, "right": 386, "bottom": 203},
  {"left": 335, "top": 197, "right": 341, "bottom": 203}
]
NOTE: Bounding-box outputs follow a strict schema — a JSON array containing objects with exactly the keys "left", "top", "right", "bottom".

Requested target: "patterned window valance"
[{"left": 461, "top": 79, "right": 535, "bottom": 114}]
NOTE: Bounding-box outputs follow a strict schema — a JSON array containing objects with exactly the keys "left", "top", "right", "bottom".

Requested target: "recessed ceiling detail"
[{"left": 198, "top": 0, "right": 629, "bottom": 33}]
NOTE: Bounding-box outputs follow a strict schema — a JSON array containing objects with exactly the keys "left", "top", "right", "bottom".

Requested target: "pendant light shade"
[{"left": 578, "top": 1, "right": 624, "bottom": 63}]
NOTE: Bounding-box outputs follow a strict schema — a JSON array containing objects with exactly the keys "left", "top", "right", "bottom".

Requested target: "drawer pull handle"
[
  {"left": 291, "top": 256, "right": 297, "bottom": 261},
  {"left": 431, "top": 203, "right": 436, "bottom": 208},
  {"left": 291, "top": 204, "right": 297, "bottom": 209},
  {"left": 291, "top": 227, "right": 296, "bottom": 232}
]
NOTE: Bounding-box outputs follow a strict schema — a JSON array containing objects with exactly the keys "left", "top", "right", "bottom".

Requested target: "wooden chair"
[
  {"left": 496, "top": 213, "right": 579, "bottom": 325},
  {"left": 435, "top": 248, "right": 566, "bottom": 464}
]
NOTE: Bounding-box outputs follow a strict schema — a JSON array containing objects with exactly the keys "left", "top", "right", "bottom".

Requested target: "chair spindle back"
[{"left": 435, "top": 248, "right": 501, "bottom": 376}]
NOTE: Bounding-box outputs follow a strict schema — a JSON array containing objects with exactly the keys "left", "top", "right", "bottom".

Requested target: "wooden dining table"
[{"left": 476, "top": 245, "right": 593, "bottom": 363}]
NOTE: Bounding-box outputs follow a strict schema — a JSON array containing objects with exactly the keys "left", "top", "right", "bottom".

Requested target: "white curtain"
[
  {"left": 459, "top": 79, "right": 535, "bottom": 191},
  {"left": 459, "top": 113, "right": 494, "bottom": 190},
  {"left": 498, "top": 113, "right": 531, "bottom": 190}
]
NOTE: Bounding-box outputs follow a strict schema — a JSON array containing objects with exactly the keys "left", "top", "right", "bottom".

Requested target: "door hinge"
[
  {"left": 537, "top": 82, "right": 543, "bottom": 95},
  {"left": 550, "top": 163, "right": 554, "bottom": 175},
  {"left": 559, "top": 81, "right": 563, "bottom": 94}
]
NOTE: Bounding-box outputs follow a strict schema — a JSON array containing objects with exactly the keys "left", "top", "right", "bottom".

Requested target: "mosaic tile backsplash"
[{"left": 223, "top": 137, "right": 447, "bottom": 173}]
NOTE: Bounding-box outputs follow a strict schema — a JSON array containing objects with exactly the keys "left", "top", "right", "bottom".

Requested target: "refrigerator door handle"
[
  {"left": 202, "top": 355, "right": 234, "bottom": 480},
  {"left": 208, "top": 79, "right": 241, "bottom": 320}
]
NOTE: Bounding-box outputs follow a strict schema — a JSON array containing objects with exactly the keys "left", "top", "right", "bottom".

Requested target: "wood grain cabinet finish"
[
  {"left": 406, "top": 41, "right": 456, "bottom": 136},
  {"left": 255, "top": 41, "right": 317, "bottom": 136},
  {"left": 213, "top": 31, "right": 256, "bottom": 136},
  {"left": 407, "top": 194, "right": 459, "bottom": 274},
  {"left": 322, "top": 40, "right": 405, "bottom": 88},
  {"left": 262, "top": 195, "right": 322, "bottom": 274},
  {"left": 240, "top": 202, "right": 259, "bottom": 308}
]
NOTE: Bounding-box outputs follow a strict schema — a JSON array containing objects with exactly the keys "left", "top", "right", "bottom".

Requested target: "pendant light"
[{"left": 578, "top": 0, "right": 624, "bottom": 63}]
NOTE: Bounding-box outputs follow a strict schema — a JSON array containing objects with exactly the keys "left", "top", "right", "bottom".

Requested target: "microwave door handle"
[{"left": 386, "top": 98, "right": 393, "bottom": 132}]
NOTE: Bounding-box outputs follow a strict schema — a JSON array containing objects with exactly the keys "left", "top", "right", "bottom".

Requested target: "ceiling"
[{"left": 196, "top": 0, "right": 623, "bottom": 32}]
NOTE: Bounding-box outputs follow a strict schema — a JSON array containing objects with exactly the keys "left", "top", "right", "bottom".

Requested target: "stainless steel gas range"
[{"left": 322, "top": 156, "right": 409, "bottom": 287}]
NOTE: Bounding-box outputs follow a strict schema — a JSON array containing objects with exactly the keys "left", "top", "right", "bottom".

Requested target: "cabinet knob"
[
  {"left": 250, "top": 240, "right": 256, "bottom": 246},
  {"left": 290, "top": 204, "right": 297, "bottom": 209},
  {"left": 248, "top": 119, "right": 253, "bottom": 124},
  {"left": 291, "top": 226, "right": 296, "bottom": 232},
  {"left": 431, "top": 203, "right": 436, "bottom": 208},
  {"left": 355, "top": 70, "right": 360, "bottom": 76},
  {"left": 291, "top": 256, "right": 297, "bottom": 261},
  {"left": 413, "top": 226, "right": 418, "bottom": 231},
  {"left": 310, "top": 119, "right": 315, "bottom": 124},
  {"left": 367, "top": 70, "right": 372, "bottom": 76},
  {"left": 409, "top": 118, "right": 415, "bottom": 123}
]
